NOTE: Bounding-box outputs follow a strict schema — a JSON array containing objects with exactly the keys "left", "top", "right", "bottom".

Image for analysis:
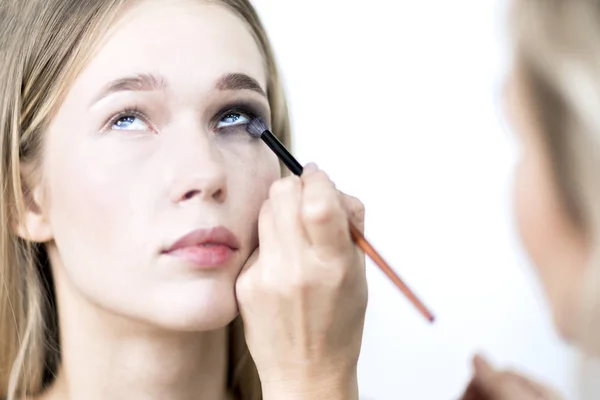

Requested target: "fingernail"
[{"left": 303, "top": 162, "right": 319, "bottom": 175}]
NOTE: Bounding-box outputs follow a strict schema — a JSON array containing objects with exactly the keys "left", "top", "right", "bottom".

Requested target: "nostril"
[
  {"left": 182, "top": 190, "right": 200, "bottom": 201},
  {"left": 213, "top": 188, "right": 225, "bottom": 201},
  {"left": 175, "top": 183, "right": 226, "bottom": 204}
]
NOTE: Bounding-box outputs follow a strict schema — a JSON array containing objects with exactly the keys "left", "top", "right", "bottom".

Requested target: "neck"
[{"left": 46, "top": 270, "right": 231, "bottom": 400}]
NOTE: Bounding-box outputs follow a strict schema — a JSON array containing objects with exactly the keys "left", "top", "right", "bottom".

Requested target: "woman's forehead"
[{"left": 73, "top": 0, "right": 267, "bottom": 101}]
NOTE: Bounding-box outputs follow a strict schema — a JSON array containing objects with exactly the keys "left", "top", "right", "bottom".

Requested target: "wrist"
[{"left": 261, "top": 369, "right": 359, "bottom": 400}]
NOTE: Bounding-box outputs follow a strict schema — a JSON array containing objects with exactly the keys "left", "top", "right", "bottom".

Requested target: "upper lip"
[{"left": 164, "top": 226, "right": 240, "bottom": 253}]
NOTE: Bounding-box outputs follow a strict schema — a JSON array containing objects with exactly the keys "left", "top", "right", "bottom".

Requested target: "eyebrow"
[
  {"left": 93, "top": 73, "right": 167, "bottom": 104},
  {"left": 92, "top": 72, "right": 266, "bottom": 105},
  {"left": 216, "top": 73, "right": 267, "bottom": 97}
]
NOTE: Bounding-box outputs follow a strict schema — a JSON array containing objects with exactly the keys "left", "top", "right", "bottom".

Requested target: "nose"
[{"left": 168, "top": 131, "right": 228, "bottom": 205}]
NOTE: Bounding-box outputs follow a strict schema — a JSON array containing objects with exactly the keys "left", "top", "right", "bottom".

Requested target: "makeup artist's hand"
[
  {"left": 236, "top": 163, "right": 367, "bottom": 400},
  {"left": 460, "top": 355, "right": 563, "bottom": 400}
]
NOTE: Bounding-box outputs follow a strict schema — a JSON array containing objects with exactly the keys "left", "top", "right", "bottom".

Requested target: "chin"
[
  {"left": 152, "top": 300, "right": 239, "bottom": 332},
  {"left": 139, "top": 279, "right": 240, "bottom": 332}
]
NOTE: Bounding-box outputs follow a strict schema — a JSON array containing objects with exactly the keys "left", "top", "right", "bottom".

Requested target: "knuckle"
[
  {"left": 304, "top": 170, "right": 337, "bottom": 189},
  {"left": 352, "top": 197, "right": 366, "bottom": 214},
  {"left": 304, "top": 168, "right": 328, "bottom": 181},
  {"left": 318, "top": 257, "right": 352, "bottom": 287},
  {"left": 313, "top": 169, "right": 331, "bottom": 182},
  {"left": 349, "top": 197, "right": 365, "bottom": 220},
  {"left": 303, "top": 196, "right": 341, "bottom": 225},
  {"left": 269, "top": 175, "right": 301, "bottom": 198},
  {"left": 278, "top": 268, "right": 313, "bottom": 296},
  {"left": 289, "top": 274, "right": 311, "bottom": 294}
]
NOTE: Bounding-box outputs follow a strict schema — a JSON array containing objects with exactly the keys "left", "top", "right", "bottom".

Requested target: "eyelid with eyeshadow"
[{"left": 211, "top": 101, "right": 266, "bottom": 132}]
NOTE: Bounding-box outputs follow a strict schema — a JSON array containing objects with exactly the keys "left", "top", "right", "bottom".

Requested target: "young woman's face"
[
  {"left": 507, "top": 66, "right": 588, "bottom": 341},
  {"left": 38, "top": 0, "right": 280, "bottom": 330}
]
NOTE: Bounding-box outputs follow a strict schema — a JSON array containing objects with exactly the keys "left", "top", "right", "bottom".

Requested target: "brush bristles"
[{"left": 247, "top": 117, "right": 269, "bottom": 138}]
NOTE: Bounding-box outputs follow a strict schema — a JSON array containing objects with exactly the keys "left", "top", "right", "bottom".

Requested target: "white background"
[{"left": 249, "top": 1, "right": 580, "bottom": 399}]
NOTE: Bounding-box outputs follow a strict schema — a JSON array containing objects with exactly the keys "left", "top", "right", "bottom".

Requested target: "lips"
[{"left": 163, "top": 226, "right": 240, "bottom": 269}]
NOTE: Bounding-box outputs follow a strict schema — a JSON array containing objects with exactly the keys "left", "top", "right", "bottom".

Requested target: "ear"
[{"left": 14, "top": 169, "right": 53, "bottom": 243}]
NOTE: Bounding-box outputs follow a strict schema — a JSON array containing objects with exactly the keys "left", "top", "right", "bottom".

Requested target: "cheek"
[
  {"left": 48, "top": 138, "right": 145, "bottom": 234},
  {"left": 224, "top": 141, "right": 280, "bottom": 242},
  {"left": 39, "top": 131, "right": 163, "bottom": 320},
  {"left": 44, "top": 133, "right": 155, "bottom": 285},
  {"left": 225, "top": 137, "right": 280, "bottom": 190}
]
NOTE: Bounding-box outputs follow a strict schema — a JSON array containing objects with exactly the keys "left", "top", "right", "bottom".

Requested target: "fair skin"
[
  {"left": 237, "top": 162, "right": 366, "bottom": 400},
  {"left": 18, "top": 1, "right": 366, "bottom": 400},
  {"left": 461, "top": 64, "right": 588, "bottom": 399}
]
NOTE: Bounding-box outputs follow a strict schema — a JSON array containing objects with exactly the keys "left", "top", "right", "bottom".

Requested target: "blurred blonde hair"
[
  {"left": 0, "top": 1, "right": 290, "bottom": 399},
  {"left": 510, "top": 0, "right": 600, "bottom": 397}
]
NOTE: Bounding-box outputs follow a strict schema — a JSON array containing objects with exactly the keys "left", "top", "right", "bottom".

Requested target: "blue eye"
[
  {"left": 217, "top": 111, "right": 251, "bottom": 129},
  {"left": 112, "top": 114, "right": 150, "bottom": 131}
]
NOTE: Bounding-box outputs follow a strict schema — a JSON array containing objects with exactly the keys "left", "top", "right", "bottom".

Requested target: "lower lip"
[{"left": 165, "top": 245, "right": 234, "bottom": 269}]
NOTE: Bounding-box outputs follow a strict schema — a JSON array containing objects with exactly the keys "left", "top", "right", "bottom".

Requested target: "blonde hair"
[
  {"left": 510, "top": 0, "right": 600, "bottom": 397},
  {"left": 0, "top": 1, "right": 291, "bottom": 399}
]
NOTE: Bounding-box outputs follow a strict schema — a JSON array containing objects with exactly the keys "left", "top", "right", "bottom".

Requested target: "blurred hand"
[
  {"left": 460, "top": 355, "right": 563, "bottom": 400},
  {"left": 235, "top": 163, "right": 368, "bottom": 400}
]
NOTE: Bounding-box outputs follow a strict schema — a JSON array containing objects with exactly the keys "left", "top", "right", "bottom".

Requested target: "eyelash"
[
  {"left": 104, "top": 103, "right": 261, "bottom": 134},
  {"left": 105, "top": 105, "right": 151, "bottom": 133},
  {"left": 213, "top": 104, "right": 258, "bottom": 131}
]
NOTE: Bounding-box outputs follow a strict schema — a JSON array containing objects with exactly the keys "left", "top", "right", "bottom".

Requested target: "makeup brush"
[{"left": 247, "top": 117, "right": 435, "bottom": 323}]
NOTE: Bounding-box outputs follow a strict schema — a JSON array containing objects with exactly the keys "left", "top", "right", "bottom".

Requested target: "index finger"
[{"left": 301, "top": 168, "right": 352, "bottom": 259}]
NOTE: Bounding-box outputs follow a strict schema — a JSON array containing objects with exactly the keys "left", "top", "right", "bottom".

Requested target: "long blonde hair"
[
  {"left": 510, "top": 0, "right": 600, "bottom": 397},
  {"left": 0, "top": 1, "right": 291, "bottom": 399}
]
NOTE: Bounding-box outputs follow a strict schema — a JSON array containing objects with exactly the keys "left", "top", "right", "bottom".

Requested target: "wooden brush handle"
[{"left": 348, "top": 223, "right": 435, "bottom": 322}]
